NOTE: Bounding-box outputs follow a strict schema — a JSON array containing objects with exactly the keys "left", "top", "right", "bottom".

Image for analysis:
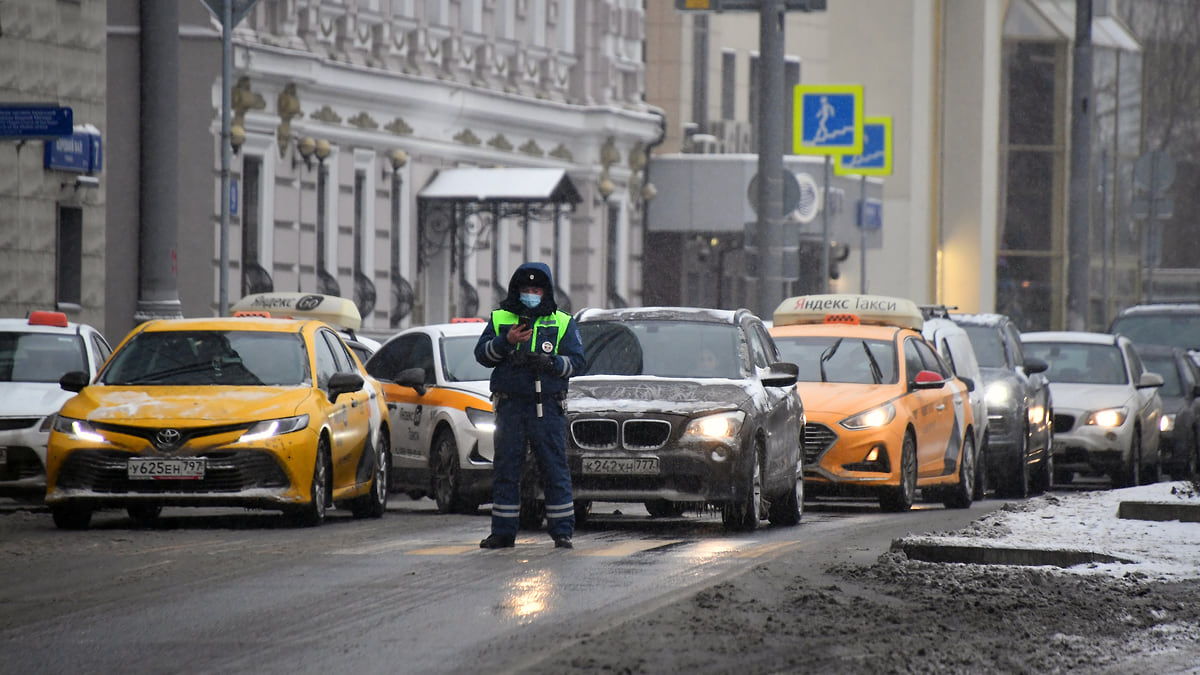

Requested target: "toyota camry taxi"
[
  {"left": 768, "top": 294, "right": 976, "bottom": 511},
  {"left": 44, "top": 299, "right": 390, "bottom": 529},
  {"left": 363, "top": 319, "right": 495, "bottom": 514}
]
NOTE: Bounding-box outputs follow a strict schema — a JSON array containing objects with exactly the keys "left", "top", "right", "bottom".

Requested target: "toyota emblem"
[{"left": 155, "top": 428, "right": 182, "bottom": 449}]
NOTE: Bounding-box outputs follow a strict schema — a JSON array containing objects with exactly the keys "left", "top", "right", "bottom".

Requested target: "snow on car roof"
[
  {"left": 230, "top": 292, "right": 362, "bottom": 332},
  {"left": 773, "top": 294, "right": 924, "bottom": 331},
  {"left": 1022, "top": 330, "right": 1120, "bottom": 345}
]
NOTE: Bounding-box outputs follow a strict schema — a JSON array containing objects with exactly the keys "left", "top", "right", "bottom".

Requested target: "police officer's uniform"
[{"left": 474, "top": 262, "right": 585, "bottom": 548}]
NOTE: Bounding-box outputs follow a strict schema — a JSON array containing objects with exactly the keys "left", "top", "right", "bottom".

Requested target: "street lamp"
[
  {"left": 314, "top": 139, "right": 339, "bottom": 297},
  {"left": 292, "top": 136, "right": 317, "bottom": 291},
  {"left": 388, "top": 149, "right": 409, "bottom": 328}
]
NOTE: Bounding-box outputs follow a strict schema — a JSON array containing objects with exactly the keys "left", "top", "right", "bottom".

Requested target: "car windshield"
[
  {"left": 1023, "top": 342, "right": 1127, "bottom": 385},
  {"left": 1111, "top": 312, "right": 1200, "bottom": 352},
  {"left": 959, "top": 325, "right": 1007, "bottom": 368},
  {"left": 0, "top": 332, "right": 87, "bottom": 383},
  {"left": 1141, "top": 354, "right": 1182, "bottom": 397},
  {"left": 442, "top": 335, "right": 492, "bottom": 382},
  {"left": 101, "top": 330, "right": 310, "bottom": 386},
  {"left": 579, "top": 320, "right": 742, "bottom": 378},
  {"left": 773, "top": 335, "right": 897, "bottom": 384}
]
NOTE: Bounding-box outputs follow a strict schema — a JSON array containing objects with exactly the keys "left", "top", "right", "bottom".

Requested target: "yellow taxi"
[
  {"left": 45, "top": 305, "right": 390, "bottom": 529},
  {"left": 769, "top": 294, "right": 977, "bottom": 511}
]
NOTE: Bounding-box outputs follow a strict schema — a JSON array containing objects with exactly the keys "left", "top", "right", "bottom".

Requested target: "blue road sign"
[
  {"left": 0, "top": 104, "right": 73, "bottom": 139},
  {"left": 231, "top": 178, "right": 239, "bottom": 216},
  {"left": 793, "top": 85, "right": 864, "bottom": 156},
  {"left": 836, "top": 117, "right": 893, "bottom": 177},
  {"left": 857, "top": 198, "right": 883, "bottom": 230}
]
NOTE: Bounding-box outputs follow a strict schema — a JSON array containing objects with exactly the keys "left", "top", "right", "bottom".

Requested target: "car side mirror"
[
  {"left": 394, "top": 367, "right": 428, "bottom": 396},
  {"left": 958, "top": 376, "right": 975, "bottom": 392},
  {"left": 910, "top": 370, "right": 946, "bottom": 391},
  {"left": 328, "top": 371, "right": 364, "bottom": 402},
  {"left": 1137, "top": 371, "right": 1164, "bottom": 389},
  {"left": 762, "top": 361, "right": 799, "bottom": 388},
  {"left": 1023, "top": 357, "right": 1049, "bottom": 375},
  {"left": 59, "top": 370, "right": 89, "bottom": 393}
]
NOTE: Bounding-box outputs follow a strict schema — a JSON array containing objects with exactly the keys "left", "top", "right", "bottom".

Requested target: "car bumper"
[
  {"left": 1050, "top": 423, "right": 1133, "bottom": 474},
  {"left": 567, "top": 442, "right": 747, "bottom": 504},
  {"left": 801, "top": 421, "right": 904, "bottom": 493}
]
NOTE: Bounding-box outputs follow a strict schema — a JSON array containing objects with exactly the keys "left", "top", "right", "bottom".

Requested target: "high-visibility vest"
[{"left": 491, "top": 309, "right": 571, "bottom": 355}]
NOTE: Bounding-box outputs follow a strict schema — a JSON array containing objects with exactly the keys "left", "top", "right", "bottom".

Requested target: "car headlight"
[
  {"left": 52, "top": 415, "right": 105, "bottom": 443},
  {"left": 39, "top": 413, "right": 56, "bottom": 433},
  {"left": 1085, "top": 407, "right": 1127, "bottom": 428},
  {"left": 684, "top": 410, "right": 745, "bottom": 440},
  {"left": 986, "top": 382, "right": 1013, "bottom": 407},
  {"left": 238, "top": 415, "right": 310, "bottom": 443},
  {"left": 466, "top": 406, "right": 495, "bottom": 432},
  {"left": 1160, "top": 413, "right": 1176, "bottom": 432},
  {"left": 840, "top": 402, "right": 896, "bottom": 430}
]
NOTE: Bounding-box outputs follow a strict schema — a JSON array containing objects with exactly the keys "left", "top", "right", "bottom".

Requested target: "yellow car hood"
[
  {"left": 60, "top": 386, "right": 313, "bottom": 424},
  {"left": 793, "top": 381, "right": 899, "bottom": 416}
]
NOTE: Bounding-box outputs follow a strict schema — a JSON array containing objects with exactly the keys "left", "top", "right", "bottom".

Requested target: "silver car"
[{"left": 1023, "top": 331, "right": 1163, "bottom": 488}]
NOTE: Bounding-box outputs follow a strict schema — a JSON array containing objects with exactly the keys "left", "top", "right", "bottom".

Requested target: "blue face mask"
[{"left": 520, "top": 293, "right": 542, "bottom": 308}]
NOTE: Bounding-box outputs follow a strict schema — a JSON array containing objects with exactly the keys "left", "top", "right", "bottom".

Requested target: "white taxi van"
[{"left": 769, "top": 294, "right": 977, "bottom": 511}]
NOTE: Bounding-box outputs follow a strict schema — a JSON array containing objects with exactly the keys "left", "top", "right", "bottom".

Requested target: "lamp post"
[
  {"left": 314, "top": 139, "right": 339, "bottom": 297},
  {"left": 389, "top": 149, "right": 408, "bottom": 327},
  {"left": 292, "top": 136, "right": 316, "bottom": 291}
]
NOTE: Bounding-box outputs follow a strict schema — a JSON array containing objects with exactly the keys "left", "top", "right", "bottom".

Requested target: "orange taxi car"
[{"left": 769, "top": 294, "right": 977, "bottom": 511}]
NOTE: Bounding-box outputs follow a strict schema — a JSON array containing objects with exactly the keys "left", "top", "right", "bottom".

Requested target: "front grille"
[
  {"left": 0, "top": 418, "right": 39, "bottom": 432},
  {"left": 802, "top": 422, "right": 837, "bottom": 466},
  {"left": 0, "top": 446, "right": 42, "bottom": 480},
  {"left": 572, "top": 419, "right": 619, "bottom": 450},
  {"left": 1053, "top": 414, "right": 1076, "bottom": 434},
  {"left": 622, "top": 420, "right": 672, "bottom": 450},
  {"left": 55, "top": 450, "right": 288, "bottom": 493}
]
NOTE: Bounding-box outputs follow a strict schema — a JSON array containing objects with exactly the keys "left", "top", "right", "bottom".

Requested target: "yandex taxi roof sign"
[
  {"left": 231, "top": 292, "right": 362, "bottom": 332},
  {"left": 773, "top": 293, "right": 924, "bottom": 331}
]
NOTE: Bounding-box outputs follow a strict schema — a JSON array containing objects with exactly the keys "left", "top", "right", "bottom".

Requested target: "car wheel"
[
  {"left": 972, "top": 430, "right": 989, "bottom": 501},
  {"left": 1140, "top": 441, "right": 1162, "bottom": 486},
  {"left": 518, "top": 499, "right": 545, "bottom": 530},
  {"left": 290, "top": 436, "right": 330, "bottom": 527},
  {"left": 997, "top": 428, "right": 1030, "bottom": 499},
  {"left": 1113, "top": 429, "right": 1141, "bottom": 488},
  {"left": 351, "top": 429, "right": 389, "bottom": 519},
  {"left": 51, "top": 503, "right": 92, "bottom": 530},
  {"left": 879, "top": 432, "right": 916, "bottom": 512},
  {"left": 574, "top": 500, "right": 592, "bottom": 526},
  {"left": 943, "top": 433, "right": 975, "bottom": 509},
  {"left": 1030, "top": 445, "right": 1052, "bottom": 495},
  {"left": 126, "top": 504, "right": 163, "bottom": 526},
  {"left": 645, "top": 499, "right": 686, "bottom": 518},
  {"left": 431, "top": 429, "right": 476, "bottom": 514},
  {"left": 768, "top": 466, "right": 803, "bottom": 526},
  {"left": 722, "top": 443, "right": 763, "bottom": 532},
  {"left": 518, "top": 444, "right": 544, "bottom": 530}
]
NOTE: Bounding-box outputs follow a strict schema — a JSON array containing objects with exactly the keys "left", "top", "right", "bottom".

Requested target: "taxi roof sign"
[
  {"left": 773, "top": 294, "right": 924, "bottom": 331},
  {"left": 230, "top": 292, "right": 362, "bottom": 332}
]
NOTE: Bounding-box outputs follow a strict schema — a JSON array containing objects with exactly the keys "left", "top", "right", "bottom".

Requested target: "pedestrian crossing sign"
[
  {"left": 835, "top": 117, "right": 892, "bottom": 177},
  {"left": 793, "top": 84, "right": 864, "bottom": 156}
]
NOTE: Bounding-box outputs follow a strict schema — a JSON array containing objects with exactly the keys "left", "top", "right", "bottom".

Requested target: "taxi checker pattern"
[{"left": 769, "top": 293, "right": 976, "bottom": 512}]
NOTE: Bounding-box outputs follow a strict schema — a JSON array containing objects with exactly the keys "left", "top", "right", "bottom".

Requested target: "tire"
[
  {"left": 51, "top": 503, "right": 93, "bottom": 530},
  {"left": 768, "top": 466, "right": 804, "bottom": 526},
  {"left": 431, "top": 429, "right": 476, "bottom": 514},
  {"left": 722, "top": 444, "right": 763, "bottom": 532},
  {"left": 943, "top": 433, "right": 975, "bottom": 509},
  {"left": 879, "top": 432, "right": 917, "bottom": 512},
  {"left": 518, "top": 444, "right": 544, "bottom": 530},
  {"left": 518, "top": 498, "right": 545, "bottom": 530},
  {"left": 573, "top": 500, "right": 592, "bottom": 526},
  {"left": 1030, "top": 445, "right": 1052, "bottom": 495},
  {"left": 1140, "top": 441, "right": 1162, "bottom": 486},
  {"left": 645, "top": 499, "right": 686, "bottom": 518},
  {"left": 972, "top": 430, "right": 989, "bottom": 501},
  {"left": 997, "top": 428, "right": 1030, "bottom": 499},
  {"left": 351, "top": 429, "right": 390, "bottom": 519},
  {"left": 290, "top": 436, "right": 330, "bottom": 527},
  {"left": 1113, "top": 430, "right": 1141, "bottom": 488},
  {"left": 126, "top": 504, "right": 163, "bottom": 526}
]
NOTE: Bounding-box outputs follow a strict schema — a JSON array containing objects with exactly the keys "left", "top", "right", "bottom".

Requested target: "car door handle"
[
  {"left": 936, "top": 404, "right": 945, "bottom": 411},
  {"left": 387, "top": 402, "right": 397, "bottom": 411}
]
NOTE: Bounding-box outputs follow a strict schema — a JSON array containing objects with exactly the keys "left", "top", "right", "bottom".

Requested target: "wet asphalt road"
[{"left": 0, "top": 495, "right": 1005, "bottom": 674}]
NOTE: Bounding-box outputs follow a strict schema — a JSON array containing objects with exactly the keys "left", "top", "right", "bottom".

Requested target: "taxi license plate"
[
  {"left": 582, "top": 457, "right": 659, "bottom": 475},
  {"left": 127, "top": 458, "right": 205, "bottom": 480}
]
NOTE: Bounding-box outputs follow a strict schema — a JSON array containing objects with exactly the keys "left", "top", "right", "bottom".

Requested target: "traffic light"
[{"left": 828, "top": 243, "right": 850, "bottom": 280}]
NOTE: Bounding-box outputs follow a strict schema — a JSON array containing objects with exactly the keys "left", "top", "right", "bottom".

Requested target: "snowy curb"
[
  {"left": 1117, "top": 500, "right": 1200, "bottom": 523},
  {"left": 891, "top": 539, "right": 1135, "bottom": 567}
]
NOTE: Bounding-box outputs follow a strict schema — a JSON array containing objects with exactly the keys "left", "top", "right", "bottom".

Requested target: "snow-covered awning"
[{"left": 417, "top": 167, "right": 581, "bottom": 205}]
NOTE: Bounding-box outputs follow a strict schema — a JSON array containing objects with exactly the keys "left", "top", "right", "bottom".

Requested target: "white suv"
[{"left": 0, "top": 312, "right": 112, "bottom": 500}]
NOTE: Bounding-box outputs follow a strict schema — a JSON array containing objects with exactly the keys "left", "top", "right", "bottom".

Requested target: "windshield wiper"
[
  {"left": 861, "top": 341, "right": 883, "bottom": 384},
  {"left": 818, "top": 338, "right": 843, "bottom": 383}
]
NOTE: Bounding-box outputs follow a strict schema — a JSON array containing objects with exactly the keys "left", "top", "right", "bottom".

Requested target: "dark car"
[
  {"left": 1110, "top": 304, "right": 1200, "bottom": 366},
  {"left": 1136, "top": 343, "right": 1200, "bottom": 479},
  {"left": 565, "top": 307, "right": 804, "bottom": 531},
  {"left": 951, "top": 313, "right": 1053, "bottom": 498}
]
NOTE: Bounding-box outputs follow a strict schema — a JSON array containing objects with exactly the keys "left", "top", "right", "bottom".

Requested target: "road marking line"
[
  {"left": 579, "top": 540, "right": 685, "bottom": 557},
  {"left": 730, "top": 540, "right": 801, "bottom": 558},
  {"left": 407, "top": 544, "right": 480, "bottom": 555}
]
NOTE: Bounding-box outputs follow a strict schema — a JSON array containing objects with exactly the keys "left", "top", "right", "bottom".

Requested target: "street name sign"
[{"left": 0, "top": 104, "right": 72, "bottom": 139}]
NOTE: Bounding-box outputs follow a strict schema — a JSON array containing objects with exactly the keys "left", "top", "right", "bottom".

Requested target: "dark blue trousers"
[{"left": 490, "top": 395, "right": 574, "bottom": 538}]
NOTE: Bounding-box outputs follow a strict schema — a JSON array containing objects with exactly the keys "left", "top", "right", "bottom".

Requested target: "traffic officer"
[{"left": 475, "top": 261, "right": 585, "bottom": 549}]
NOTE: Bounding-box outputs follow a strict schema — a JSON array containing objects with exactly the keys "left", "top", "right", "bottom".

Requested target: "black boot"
[{"left": 480, "top": 533, "right": 516, "bottom": 549}]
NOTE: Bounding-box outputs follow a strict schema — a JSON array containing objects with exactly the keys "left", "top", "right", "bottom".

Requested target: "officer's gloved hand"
[{"left": 531, "top": 353, "right": 557, "bottom": 373}]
